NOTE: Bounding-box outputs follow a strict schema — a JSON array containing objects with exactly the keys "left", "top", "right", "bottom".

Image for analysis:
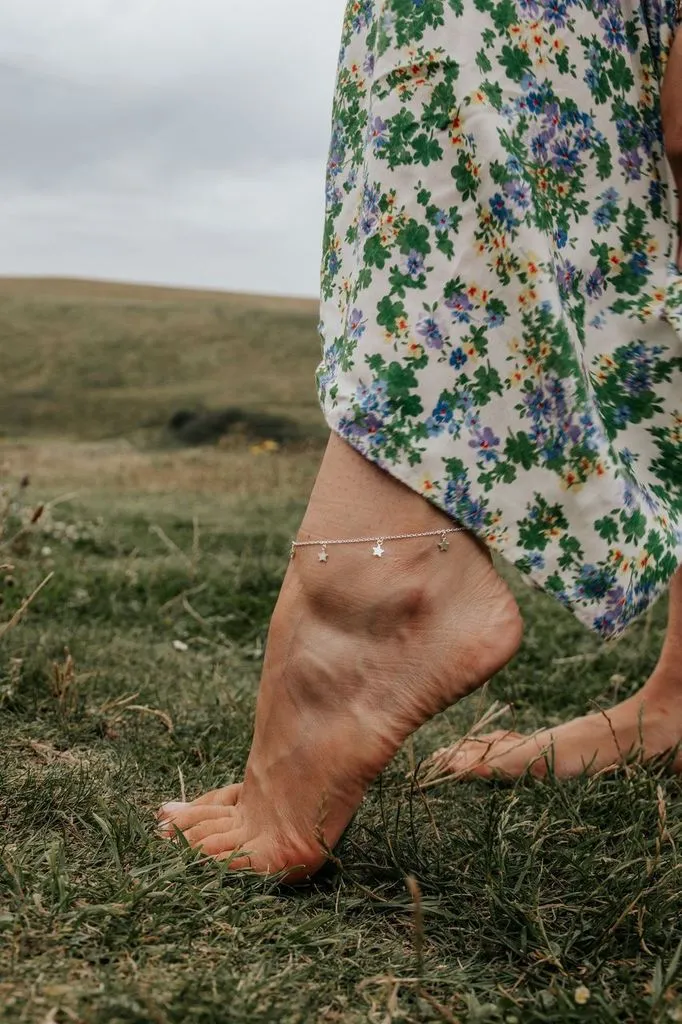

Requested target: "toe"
[
  {"left": 187, "top": 784, "right": 242, "bottom": 808},
  {"left": 458, "top": 731, "right": 552, "bottom": 779},
  {"left": 158, "top": 803, "right": 237, "bottom": 836},
  {"left": 433, "top": 731, "right": 526, "bottom": 778},
  {"left": 434, "top": 730, "right": 522, "bottom": 764},
  {"left": 184, "top": 824, "right": 248, "bottom": 858},
  {"left": 433, "top": 730, "right": 522, "bottom": 758},
  {"left": 470, "top": 729, "right": 524, "bottom": 745}
]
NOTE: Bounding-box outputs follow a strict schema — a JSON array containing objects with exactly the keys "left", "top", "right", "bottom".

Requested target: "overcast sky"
[{"left": 0, "top": 1, "right": 345, "bottom": 297}]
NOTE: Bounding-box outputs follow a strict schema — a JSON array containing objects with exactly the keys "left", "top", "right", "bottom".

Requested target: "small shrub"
[{"left": 166, "top": 405, "right": 302, "bottom": 447}]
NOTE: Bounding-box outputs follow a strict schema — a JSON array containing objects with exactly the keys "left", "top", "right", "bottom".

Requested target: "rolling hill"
[{"left": 0, "top": 277, "right": 326, "bottom": 442}]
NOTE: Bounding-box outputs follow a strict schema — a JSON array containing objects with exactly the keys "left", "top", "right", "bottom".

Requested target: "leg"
[
  {"left": 429, "top": 32, "right": 682, "bottom": 785},
  {"left": 430, "top": 567, "right": 682, "bottom": 781},
  {"left": 157, "top": 433, "right": 522, "bottom": 880},
  {"left": 663, "top": 25, "right": 682, "bottom": 267}
]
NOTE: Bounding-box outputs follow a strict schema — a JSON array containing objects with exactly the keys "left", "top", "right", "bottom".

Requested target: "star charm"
[
  {"left": 438, "top": 536, "right": 450, "bottom": 552},
  {"left": 372, "top": 541, "right": 385, "bottom": 558},
  {"left": 319, "top": 547, "right": 328, "bottom": 563}
]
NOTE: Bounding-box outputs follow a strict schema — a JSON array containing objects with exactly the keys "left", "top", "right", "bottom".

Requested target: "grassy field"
[
  {"left": 2, "top": 279, "right": 682, "bottom": 1023},
  {"left": 0, "top": 277, "right": 324, "bottom": 442}
]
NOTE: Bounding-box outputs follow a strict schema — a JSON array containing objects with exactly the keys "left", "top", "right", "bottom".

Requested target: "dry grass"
[
  {"left": 0, "top": 276, "right": 318, "bottom": 314},
  {"left": 3, "top": 278, "right": 682, "bottom": 1022},
  {"left": 0, "top": 277, "right": 325, "bottom": 441},
  {"left": 2, "top": 453, "right": 681, "bottom": 1022},
  {"left": 0, "top": 438, "right": 322, "bottom": 500}
]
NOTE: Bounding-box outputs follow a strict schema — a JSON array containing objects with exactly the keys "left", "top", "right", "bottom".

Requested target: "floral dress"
[{"left": 317, "top": 0, "right": 682, "bottom": 639}]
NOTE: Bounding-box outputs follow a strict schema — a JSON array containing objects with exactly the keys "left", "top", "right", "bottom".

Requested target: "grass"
[
  {"left": 0, "top": 277, "right": 324, "bottom": 442},
  {"left": 2, "top": 280, "right": 682, "bottom": 1023}
]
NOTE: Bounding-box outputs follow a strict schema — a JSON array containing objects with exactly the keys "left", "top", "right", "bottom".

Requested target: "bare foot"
[
  {"left": 157, "top": 435, "right": 522, "bottom": 881},
  {"left": 429, "top": 683, "right": 682, "bottom": 781}
]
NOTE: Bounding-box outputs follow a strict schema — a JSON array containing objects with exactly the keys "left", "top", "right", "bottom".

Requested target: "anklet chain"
[{"left": 290, "top": 527, "right": 464, "bottom": 563}]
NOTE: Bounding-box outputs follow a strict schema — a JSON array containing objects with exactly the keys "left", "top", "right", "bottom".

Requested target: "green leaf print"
[
  {"left": 621, "top": 202, "right": 648, "bottom": 253},
  {"left": 398, "top": 219, "right": 432, "bottom": 256},
  {"left": 651, "top": 429, "right": 682, "bottom": 490},
  {"left": 491, "top": 0, "right": 519, "bottom": 32},
  {"left": 377, "top": 20, "right": 391, "bottom": 57},
  {"left": 556, "top": 48, "right": 570, "bottom": 74},
  {"left": 542, "top": 574, "right": 564, "bottom": 596},
  {"left": 423, "top": 79, "right": 461, "bottom": 133},
  {"left": 443, "top": 456, "right": 467, "bottom": 482},
  {"left": 469, "top": 326, "right": 489, "bottom": 357},
  {"left": 481, "top": 80, "right": 503, "bottom": 108},
  {"left": 389, "top": 265, "right": 428, "bottom": 296},
  {"left": 611, "top": 265, "right": 644, "bottom": 296},
  {"left": 558, "top": 534, "right": 584, "bottom": 571},
  {"left": 486, "top": 297, "right": 509, "bottom": 321},
  {"left": 591, "top": 241, "right": 611, "bottom": 276},
  {"left": 621, "top": 510, "right": 647, "bottom": 544},
  {"left": 594, "top": 140, "right": 613, "bottom": 180},
  {"left": 471, "top": 364, "right": 504, "bottom": 405},
  {"left": 356, "top": 268, "right": 372, "bottom": 292},
  {"left": 645, "top": 529, "right": 666, "bottom": 563},
  {"left": 436, "top": 234, "right": 455, "bottom": 259},
  {"left": 366, "top": 353, "right": 387, "bottom": 375},
  {"left": 499, "top": 44, "right": 533, "bottom": 83},
  {"left": 451, "top": 151, "right": 480, "bottom": 201},
  {"left": 364, "top": 235, "right": 391, "bottom": 270},
  {"left": 595, "top": 516, "right": 620, "bottom": 543},
  {"left": 376, "top": 297, "right": 407, "bottom": 334},
  {"left": 610, "top": 52, "right": 635, "bottom": 93},
  {"left": 386, "top": 362, "right": 424, "bottom": 417},
  {"left": 384, "top": 109, "right": 419, "bottom": 170},
  {"left": 476, "top": 50, "right": 492, "bottom": 74},
  {"left": 392, "top": 0, "right": 447, "bottom": 46},
  {"left": 386, "top": 361, "right": 418, "bottom": 393},
  {"left": 625, "top": 18, "right": 640, "bottom": 54},
  {"left": 504, "top": 431, "right": 536, "bottom": 471},
  {"left": 412, "top": 133, "right": 444, "bottom": 166},
  {"left": 480, "top": 462, "right": 517, "bottom": 491}
]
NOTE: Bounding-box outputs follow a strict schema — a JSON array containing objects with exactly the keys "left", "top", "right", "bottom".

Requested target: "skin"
[
  {"left": 157, "top": 433, "right": 523, "bottom": 881},
  {"left": 429, "top": 565, "right": 682, "bottom": 782},
  {"left": 663, "top": 27, "right": 682, "bottom": 267},
  {"left": 430, "top": 34, "right": 682, "bottom": 783},
  {"left": 157, "top": 34, "right": 682, "bottom": 876}
]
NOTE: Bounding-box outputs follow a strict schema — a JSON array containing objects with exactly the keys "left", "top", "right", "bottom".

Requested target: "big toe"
[
  {"left": 156, "top": 783, "right": 242, "bottom": 831},
  {"left": 187, "top": 783, "right": 242, "bottom": 808}
]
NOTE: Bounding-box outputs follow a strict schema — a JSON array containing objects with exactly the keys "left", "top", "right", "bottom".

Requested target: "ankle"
[
  {"left": 290, "top": 534, "right": 461, "bottom": 636},
  {"left": 641, "top": 670, "right": 682, "bottom": 708},
  {"left": 285, "top": 529, "right": 522, "bottom": 662}
]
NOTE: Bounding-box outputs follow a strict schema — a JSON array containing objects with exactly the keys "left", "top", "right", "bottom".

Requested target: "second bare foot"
[{"left": 429, "top": 684, "right": 682, "bottom": 782}]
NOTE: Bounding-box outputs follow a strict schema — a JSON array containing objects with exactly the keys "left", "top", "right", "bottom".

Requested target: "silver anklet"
[{"left": 290, "top": 527, "right": 464, "bottom": 563}]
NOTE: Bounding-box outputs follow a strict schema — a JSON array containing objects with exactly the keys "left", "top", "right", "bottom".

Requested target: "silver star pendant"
[
  {"left": 372, "top": 541, "right": 385, "bottom": 558},
  {"left": 438, "top": 535, "right": 450, "bottom": 552},
  {"left": 319, "top": 547, "right": 328, "bottom": 563}
]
